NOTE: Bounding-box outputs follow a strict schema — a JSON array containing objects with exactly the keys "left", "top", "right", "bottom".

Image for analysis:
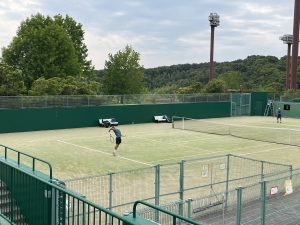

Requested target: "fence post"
[
  {"left": 261, "top": 161, "right": 264, "bottom": 180},
  {"left": 108, "top": 173, "right": 113, "bottom": 210},
  {"left": 155, "top": 164, "right": 160, "bottom": 223},
  {"left": 260, "top": 181, "right": 267, "bottom": 225},
  {"left": 187, "top": 198, "right": 192, "bottom": 219},
  {"left": 289, "top": 165, "right": 293, "bottom": 180},
  {"left": 236, "top": 186, "right": 243, "bottom": 225},
  {"left": 10, "top": 166, "right": 14, "bottom": 222},
  {"left": 225, "top": 154, "right": 230, "bottom": 208},
  {"left": 179, "top": 160, "right": 184, "bottom": 218}
]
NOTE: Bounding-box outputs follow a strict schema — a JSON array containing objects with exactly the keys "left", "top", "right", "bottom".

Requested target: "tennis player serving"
[{"left": 108, "top": 126, "right": 123, "bottom": 156}]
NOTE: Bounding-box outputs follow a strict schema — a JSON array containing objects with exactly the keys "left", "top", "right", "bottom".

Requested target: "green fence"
[
  {"left": 273, "top": 101, "right": 300, "bottom": 118},
  {"left": 0, "top": 102, "right": 231, "bottom": 133},
  {"left": 0, "top": 92, "right": 266, "bottom": 133}
]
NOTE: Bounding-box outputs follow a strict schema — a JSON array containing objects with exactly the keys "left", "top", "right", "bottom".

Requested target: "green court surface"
[{"left": 0, "top": 116, "right": 299, "bottom": 180}]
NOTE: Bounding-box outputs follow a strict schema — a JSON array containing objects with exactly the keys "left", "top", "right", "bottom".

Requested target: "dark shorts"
[
  {"left": 116, "top": 137, "right": 121, "bottom": 144},
  {"left": 277, "top": 114, "right": 281, "bottom": 119}
]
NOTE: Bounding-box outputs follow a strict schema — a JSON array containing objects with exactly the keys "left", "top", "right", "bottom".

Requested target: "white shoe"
[{"left": 113, "top": 151, "right": 117, "bottom": 156}]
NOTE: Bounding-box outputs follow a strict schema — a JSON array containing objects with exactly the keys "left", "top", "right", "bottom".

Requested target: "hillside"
[{"left": 97, "top": 55, "right": 299, "bottom": 93}]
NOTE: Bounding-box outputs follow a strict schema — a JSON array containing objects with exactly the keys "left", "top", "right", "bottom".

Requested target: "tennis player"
[
  {"left": 108, "top": 126, "right": 122, "bottom": 156},
  {"left": 276, "top": 107, "right": 282, "bottom": 123}
]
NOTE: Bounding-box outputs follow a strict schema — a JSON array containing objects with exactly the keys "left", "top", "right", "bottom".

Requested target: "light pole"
[
  {"left": 290, "top": 0, "right": 300, "bottom": 90},
  {"left": 279, "top": 34, "right": 293, "bottom": 89},
  {"left": 208, "top": 13, "right": 220, "bottom": 81}
]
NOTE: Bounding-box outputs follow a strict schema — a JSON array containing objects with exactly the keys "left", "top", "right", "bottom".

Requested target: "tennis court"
[
  {"left": 0, "top": 116, "right": 299, "bottom": 180},
  {"left": 1, "top": 115, "right": 300, "bottom": 224}
]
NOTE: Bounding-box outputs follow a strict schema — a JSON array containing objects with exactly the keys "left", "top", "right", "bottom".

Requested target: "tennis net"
[{"left": 172, "top": 116, "right": 300, "bottom": 146}]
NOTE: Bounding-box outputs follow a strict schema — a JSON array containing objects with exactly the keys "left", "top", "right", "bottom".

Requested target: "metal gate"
[{"left": 231, "top": 93, "right": 251, "bottom": 116}]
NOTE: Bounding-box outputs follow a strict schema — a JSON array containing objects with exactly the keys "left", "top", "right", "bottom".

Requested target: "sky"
[{"left": 0, "top": 0, "right": 295, "bottom": 69}]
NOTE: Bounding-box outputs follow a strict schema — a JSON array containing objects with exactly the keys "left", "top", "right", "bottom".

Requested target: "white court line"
[
  {"left": 237, "top": 146, "right": 293, "bottom": 156},
  {"left": 56, "top": 140, "right": 153, "bottom": 166},
  {"left": 146, "top": 142, "right": 278, "bottom": 164}
]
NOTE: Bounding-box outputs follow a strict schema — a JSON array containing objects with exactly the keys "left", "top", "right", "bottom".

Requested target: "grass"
[{"left": 0, "top": 116, "right": 299, "bottom": 180}]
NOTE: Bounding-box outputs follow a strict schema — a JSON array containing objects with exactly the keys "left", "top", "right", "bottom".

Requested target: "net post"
[{"left": 172, "top": 116, "right": 174, "bottom": 129}]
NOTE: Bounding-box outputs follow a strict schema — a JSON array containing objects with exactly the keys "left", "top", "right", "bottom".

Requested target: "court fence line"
[
  {"left": 0, "top": 93, "right": 231, "bottom": 109},
  {"left": 64, "top": 154, "right": 292, "bottom": 224}
]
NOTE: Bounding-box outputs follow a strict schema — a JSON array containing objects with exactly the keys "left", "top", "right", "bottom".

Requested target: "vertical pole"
[
  {"left": 289, "top": 165, "right": 293, "bottom": 180},
  {"left": 236, "top": 187, "right": 243, "bottom": 225},
  {"left": 209, "top": 26, "right": 215, "bottom": 81},
  {"left": 108, "top": 173, "right": 113, "bottom": 211},
  {"left": 225, "top": 155, "right": 230, "bottom": 208},
  {"left": 286, "top": 44, "right": 292, "bottom": 89},
  {"left": 10, "top": 167, "right": 14, "bottom": 222},
  {"left": 179, "top": 161, "right": 184, "bottom": 218},
  {"left": 260, "top": 181, "right": 267, "bottom": 225},
  {"left": 230, "top": 93, "right": 233, "bottom": 117},
  {"left": 155, "top": 165, "right": 160, "bottom": 223},
  {"left": 187, "top": 198, "right": 192, "bottom": 219},
  {"left": 261, "top": 161, "right": 264, "bottom": 180},
  {"left": 82, "top": 202, "right": 86, "bottom": 225},
  {"left": 290, "top": 0, "right": 300, "bottom": 89}
]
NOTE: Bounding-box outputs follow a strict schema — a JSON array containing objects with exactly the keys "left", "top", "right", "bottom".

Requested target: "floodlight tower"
[
  {"left": 208, "top": 13, "right": 220, "bottom": 81},
  {"left": 279, "top": 34, "right": 293, "bottom": 89},
  {"left": 290, "top": 0, "right": 300, "bottom": 90}
]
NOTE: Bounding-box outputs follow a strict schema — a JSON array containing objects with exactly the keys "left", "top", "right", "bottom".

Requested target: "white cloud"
[{"left": 0, "top": 0, "right": 296, "bottom": 68}]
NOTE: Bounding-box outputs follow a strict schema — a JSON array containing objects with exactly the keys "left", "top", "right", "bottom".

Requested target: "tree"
[
  {"left": 2, "top": 13, "right": 94, "bottom": 88},
  {"left": 29, "top": 77, "right": 63, "bottom": 95},
  {"left": 103, "top": 45, "right": 145, "bottom": 95},
  {"left": 218, "top": 71, "right": 243, "bottom": 90},
  {"left": 176, "top": 82, "right": 203, "bottom": 94},
  {"left": 0, "top": 61, "right": 26, "bottom": 96},
  {"left": 29, "top": 76, "right": 102, "bottom": 95},
  {"left": 54, "top": 14, "right": 95, "bottom": 79},
  {"left": 204, "top": 79, "right": 225, "bottom": 93}
]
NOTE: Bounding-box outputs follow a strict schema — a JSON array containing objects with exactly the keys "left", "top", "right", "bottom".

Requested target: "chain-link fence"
[
  {"left": 64, "top": 154, "right": 292, "bottom": 223},
  {"left": 0, "top": 93, "right": 231, "bottom": 109}
]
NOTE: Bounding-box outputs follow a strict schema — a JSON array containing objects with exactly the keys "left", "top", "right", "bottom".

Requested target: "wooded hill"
[
  {"left": 97, "top": 55, "right": 300, "bottom": 94},
  {"left": 143, "top": 55, "right": 291, "bottom": 93}
]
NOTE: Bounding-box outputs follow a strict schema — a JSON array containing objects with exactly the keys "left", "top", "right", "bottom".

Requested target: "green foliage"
[
  {"left": 218, "top": 71, "right": 243, "bottom": 90},
  {"left": 2, "top": 13, "right": 94, "bottom": 89},
  {"left": 150, "top": 84, "right": 178, "bottom": 94},
  {"left": 204, "top": 79, "right": 226, "bottom": 93},
  {"left": 143, "top": 55, "right": 289, "bottom": 92},
  {"left": 54, "top": 14, "right": 95, "bottom": 79},
  {"left": 103, "top": 45, "right": 145, "bottom": 95},
  {"left": 0, "top": 61, "right": 26, "bottom": 95},
  {"left": 29, "top": 76, "right": 101, "bottom": 95},
  {"left": 176, "top": 82, "right": 203, "bottom": 94}
]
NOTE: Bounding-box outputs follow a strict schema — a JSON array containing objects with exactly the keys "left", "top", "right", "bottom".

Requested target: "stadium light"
[
  {"left": 280, "top": 34, "right": 293, "bottom": 90},
  {"left": 208, "top": 13, "right": 220, "bottom": 27},
  {"left": 208, "top": 13, "right": 220, "bottom": 81}
]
